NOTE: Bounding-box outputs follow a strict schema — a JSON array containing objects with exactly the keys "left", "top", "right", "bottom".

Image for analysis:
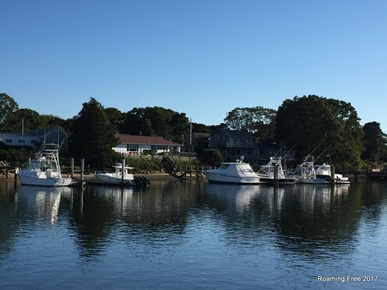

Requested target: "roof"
[
  {"left": 211, "top": 129, "right": 253, "bottom": 139},
  {"left": 116, "top": 133, "right": 182, "bottom": 146}
]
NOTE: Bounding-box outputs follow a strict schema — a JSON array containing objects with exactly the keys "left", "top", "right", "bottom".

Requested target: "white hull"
[
  {"left": 204, "top": 172, "right": 260, "bottom": 184},
  {"left": 95, "top": 174, "right": 136, "bottom": 185},
  {"left": 258, "top": 176, "right": 295, "bottom": 185},
  {"left": 295, "top": 177, "right": 327, "bottom": 184},
  {"left": 17, "top": 173, "right": 73, "bottom": 187}
]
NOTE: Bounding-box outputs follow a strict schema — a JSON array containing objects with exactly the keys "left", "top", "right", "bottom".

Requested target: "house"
[
  {"left": 113, "top": 133, "right": 182, "bottom": 156},
  {"left": 0, "top": 128, "right": 69, "bottom": 152},
  {"left": 208, "top": 129, "right": 259, "bottom": 162},
  {"left": 188, "top": 132, "right": 211, "bottom": 152},
  {"left": 208, "top": 128, "right": 295, "bottom": 168}
]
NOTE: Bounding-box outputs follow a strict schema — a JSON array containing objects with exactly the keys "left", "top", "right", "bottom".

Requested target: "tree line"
[{"left": 0, "top": 93, "right": 386, "bottom": 169}]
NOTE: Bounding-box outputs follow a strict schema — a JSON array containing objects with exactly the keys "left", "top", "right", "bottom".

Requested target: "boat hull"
[
  {"left": 95, "top": 174, "right": 136, "bottom": 186},
  {"left": 258, "top": 176, "right": 295, "bottom": 185},
  {"left": 17, "top": 173, "right": 73, "bottom": 187},
  {"left": 295, "top": 177, "right": 327, "bottom": 184},
  {"left": 204, "top": 172, "right": 260, "bottom": 184}
]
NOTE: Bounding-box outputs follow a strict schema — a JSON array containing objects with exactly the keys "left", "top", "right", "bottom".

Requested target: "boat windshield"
[{"left": 218, "top": 164, "right": 230, "bottom": 170}]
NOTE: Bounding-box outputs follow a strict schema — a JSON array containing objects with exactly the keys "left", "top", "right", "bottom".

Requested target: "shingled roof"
[{"left": 116, "top": 133, "right": 182, "bottom": 146}]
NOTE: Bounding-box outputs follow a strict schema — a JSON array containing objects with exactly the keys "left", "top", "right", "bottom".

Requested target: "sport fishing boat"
[
  {"left": 257, "top": 156, "right": 296, "bottom": 185},
  {"left": 293, "top": 155, "right": 327, "bottom": 184},
  {"left": 16, "top": 143, "right": 73, "bottom": 187}
]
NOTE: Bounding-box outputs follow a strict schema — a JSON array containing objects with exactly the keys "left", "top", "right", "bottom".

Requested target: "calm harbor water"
[{"left": 0, "top": 179, "right": 386, "bottom": 290}]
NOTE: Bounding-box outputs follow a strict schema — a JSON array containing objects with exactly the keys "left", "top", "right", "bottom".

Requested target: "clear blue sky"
[{"left": 1, "top": 0, "right": 386, "bottom": 131}]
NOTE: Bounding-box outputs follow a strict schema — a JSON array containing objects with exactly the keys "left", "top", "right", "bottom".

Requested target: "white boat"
[
  {"left": 95, "top": 163, "right": 140, "bottom": 186},
  {"left": 204, "top": 159, "right": 260, "bottom": 184},
  {"left": 315, "top": 163, "right": 350, "bottom": 184},
  {"left": 293, "top": 155, "right": 327, "bottom": 184},
  {"left": 16, "top": 143, "right": 73, "bottom": 187},
  {"left": 257, "top": 157, "right": 296, "bottom": 185}
]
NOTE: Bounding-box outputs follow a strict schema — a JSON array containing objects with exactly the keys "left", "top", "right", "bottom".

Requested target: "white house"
[{"left": 113, "top": 133, "right": 182, "bottom": 156}]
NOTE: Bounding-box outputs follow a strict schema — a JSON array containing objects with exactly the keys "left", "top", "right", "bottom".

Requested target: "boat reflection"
[
  {"left": 203, "top": 183, "right": 289, "bottom": 214},
  {"left": 16, "top": 186, "right": 72, "bottom": 224},
  {"left": 204, "top": 184, "right": 261, "bottom": 212}
]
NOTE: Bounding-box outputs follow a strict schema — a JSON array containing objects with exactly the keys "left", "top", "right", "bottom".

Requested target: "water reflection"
[
  {"left": 202, "top": 183, "right": 358, "bottom": 260},
  {"left": 16, "top": 186, "right": 71, "bottom": 224},
  {"left": 0, "top": 180, "right": 387, "bottom": 289},
  {"left": 204, "top": 184, "right": 260, "bottom": 212},
  {"left": 66, "top": 183, "right": 200, "bottom": 258}
]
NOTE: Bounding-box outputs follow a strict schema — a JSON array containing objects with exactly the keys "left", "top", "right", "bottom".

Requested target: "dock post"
[
  {"left": 71, "top": 158, "right": 74, "bottom": 179},
  {"left": 14, "top": 167, "right": 18, "bottom": 184},
  {"left": 331, "top": 164, "right": 335, "bottom": 185},
  {"left": 121, "top": 158, "right": 125, "bottom": 184},
  {"left": 274, "top": 164, "right": 279, "bottom": 186},
  {"left": 80, "top": 158, "right": 84, "bottom": 183}
]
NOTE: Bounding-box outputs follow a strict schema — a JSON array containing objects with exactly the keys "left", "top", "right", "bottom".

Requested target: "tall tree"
[
  {"left": 69, "top": 98, "right": 118, "bottom": 169},
  {"left": 362, "top": 122, "right": 387, "bottom": 162},
  {"left": 224, "top": 106, "right": 276, "bottom": 141},
  {"left": 0, "top": 93, "right": 19, "bottom": 128},
  {"left": 275, "top": 95, "right": 363, "bottom": 168}
]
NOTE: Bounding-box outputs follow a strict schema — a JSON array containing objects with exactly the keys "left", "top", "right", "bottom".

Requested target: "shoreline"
[{"left": 0, "top": 172, "right": 204, "bottom": 182}]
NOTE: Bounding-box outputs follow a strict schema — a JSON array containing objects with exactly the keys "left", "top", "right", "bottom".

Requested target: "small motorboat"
[{"left": 95, "top": 163, "right": 150, "bottom": 186}]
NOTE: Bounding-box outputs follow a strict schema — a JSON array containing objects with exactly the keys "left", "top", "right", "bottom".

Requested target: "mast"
[{"left": 189, "top": 118, "right": 192, "bottom": 152}]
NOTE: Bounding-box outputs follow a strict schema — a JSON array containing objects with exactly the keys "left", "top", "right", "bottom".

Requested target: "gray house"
[
  {"left": 208, "top": 129, "right": 259, "bottom": 162},
  {"left": 208, "top": 128, "right": 296, "bottom": 168}
]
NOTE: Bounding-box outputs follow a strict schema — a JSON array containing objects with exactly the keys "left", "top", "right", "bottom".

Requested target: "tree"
[
  {"left": 1, "top": 108, "right": 41, "bottom": 133},
  {"left": 104, "top": 107, "right": 124, "bottom": 131},
  {"left": 362, "top": 122, "right": 387, "bottom": 162},
  {"left": 0, "top": 93, "right": 19, "bottom": 128},
  {"left": 275, "top": 95, "right": 363, "bottom": 168},
  {"left": 69, "top": 98, "right": 118, "bottom": 169},
  {"left": 119, "top": 106, "right": 190, "bottom": 142},
  {"left": 224, "top": 106, "right": 276, "bottom": 141},
  {"left": 198, "top": 149, "right": 223, "bottom": 166},
  {"left": 40, "top": 114, "right": 71, "bottom": 132}
]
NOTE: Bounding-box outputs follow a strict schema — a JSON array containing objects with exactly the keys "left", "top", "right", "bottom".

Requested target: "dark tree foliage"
[
  {"left": 1, "top": 108, "right": 42, "bottom": 133},
  {"left": 119, "top": 106, "right": 190, "bottom": 142},
  {"left": 0, "top": 93, "right": 19, "bottom": 127},
  {"left": 362, "top": 122, "right": 387, "bottom": 162},
  {"left": 192, "top": 122, "right": 211, "bottom": 133},
  {"left": 224, "top": 106, "right": 276, "bottom": 141},
  {"left": 104, "top": 107, "right": 124, "bottom": 131},
  {"left": 275, "top": 95, "right": 363, "bottom": 168},
  {"left": 40, "top": 114, "right": 71, "bottom": 132},
  {"left": 69, "top": 98, "right": 118, "bottom": 169},
  {"left": 198, "top": 149, "right": 223, "bottom": 166}
]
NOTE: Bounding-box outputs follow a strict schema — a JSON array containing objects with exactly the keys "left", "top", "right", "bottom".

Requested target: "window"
[
  {"left": 127, "top": 144, "right": 139, "bottom": 152},
  {"left": 5, "top": 139, "right": 12, "bottom": 143},
  {"left": 152, "top": 145, "right": 168, "bottom": 151}
]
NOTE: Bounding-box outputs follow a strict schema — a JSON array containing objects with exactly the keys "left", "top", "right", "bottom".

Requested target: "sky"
[{"left": 1, "top": 0, "right": 387, "bottom": 131}]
